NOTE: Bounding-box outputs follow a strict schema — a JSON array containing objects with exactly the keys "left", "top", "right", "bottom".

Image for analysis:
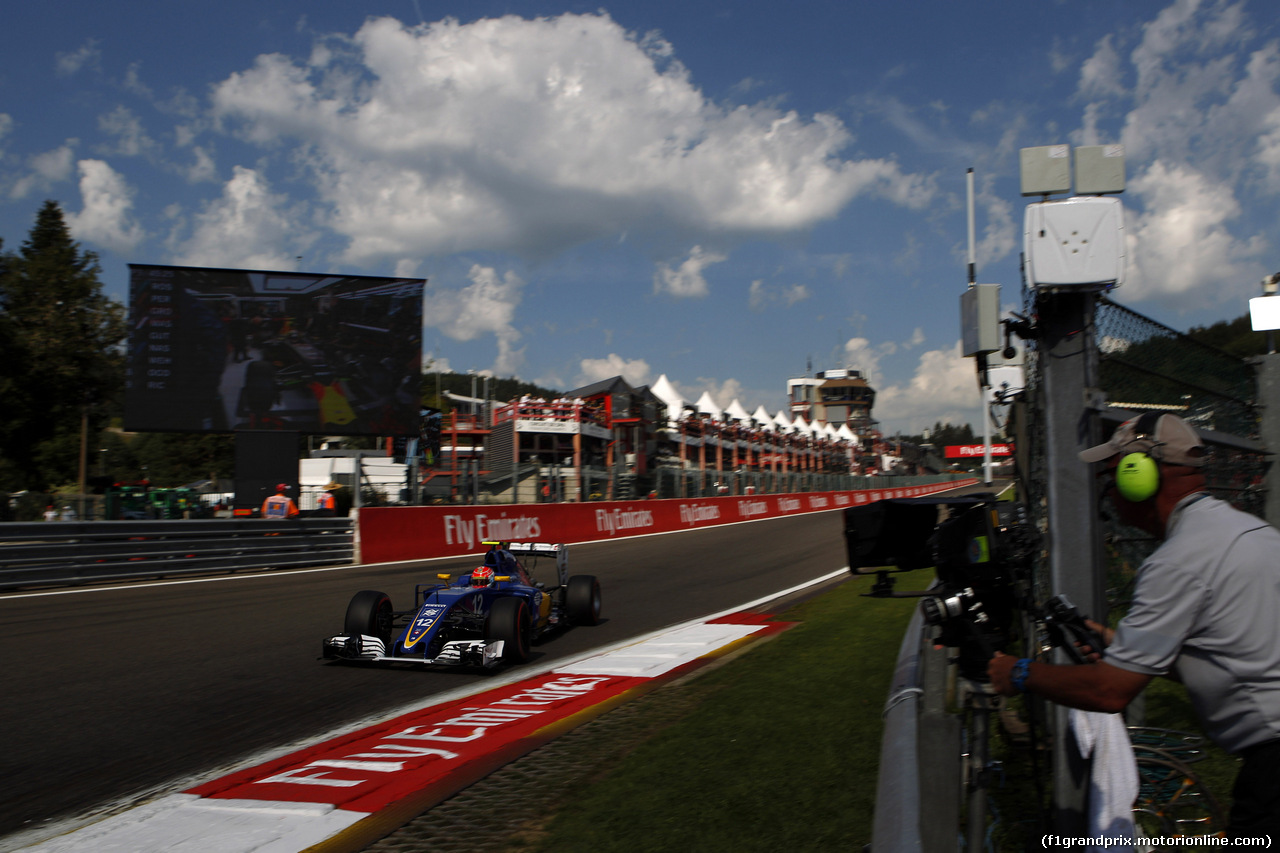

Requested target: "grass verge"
[
  {"left": 511, "top": 570, "right": 1236, "bottom": 852},
  {"left": 519, "top": 570, "right": 925, "bottom": 853}
]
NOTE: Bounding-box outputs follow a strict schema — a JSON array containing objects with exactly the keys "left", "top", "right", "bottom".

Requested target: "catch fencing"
[
  {"left": 1041, "top": 297, "right": 1266, "bottom": 606},
  {"left": 439, "top": 462, "right": 953, "bottom": 505}
]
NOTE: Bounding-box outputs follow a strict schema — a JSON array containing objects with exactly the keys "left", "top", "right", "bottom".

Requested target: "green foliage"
[
  {"left": 0, "top": 204, "right": 233, "bottom": 494},
  {"left": 126, "top": 432, "right": 236, "bottom": 487},
  {"left": 930, "top": 421, "right": 978, "bottom": 446},
  {"left": 900, "top": 421, "right": 980, "bottom": 447},
  {"left": 1100, "top": 312, "right": 1257, "bottom": 417},
  {"left": 0, "top": 201, "right": 127, "bottom": 491},
  {"left": 1186, "top": 313, "right": 1266, "bottom": 359},
  {"left": 1137, "top": 677, "right": 1238, "bottom": 815}
]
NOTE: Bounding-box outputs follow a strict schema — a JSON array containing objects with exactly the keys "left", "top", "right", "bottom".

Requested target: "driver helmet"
[{"left": 470, "top": 566, "right": 495, "bottom": 587}]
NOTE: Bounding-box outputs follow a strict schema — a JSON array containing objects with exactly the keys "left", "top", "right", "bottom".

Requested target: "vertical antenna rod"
[{"left": 966, "top": 167, "right": 976, "bottom": 286}]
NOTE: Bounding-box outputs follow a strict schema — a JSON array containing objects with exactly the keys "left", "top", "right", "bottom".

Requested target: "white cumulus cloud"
[
  {"left": 577, "top": 354, "right": 651, "bottom": 388},
  {"left": 205, "top": 13, "right": 935, "bottom": 267},
  {"left": 97, "top": 106, "right": 158, "bottom": 158},
  {"left": 427, "top": 264, "right": 525, "bottom": 375},
  {"left": 172, "top": 166, "right": 313, "bottom": 269},
  {"left": 9, "top": 143, "right": 77, "bottom": 199},
  {"left": 1065, "top": 0, "right": 1276, "bottom": 312},
  {"left": 1124, "top": 159, "right": 1265, "bottom": 307},
  {"left": 872, "top": 342, "right": 983, "bottom": 434},
  {"left": 1078, "top": 34, "right": 1127, "bottom": 100},
  {"left": 654, "top": 245, "right": 726, "bottom": 298},
  {"left": 748, "top": 279, "right": 811, "bottom": 312},
  {"left": 65, "top": 159, "right": 145, "bottom": 254},
  {"left": 55, "top": 39, "right": 101, "bottom": 77}
]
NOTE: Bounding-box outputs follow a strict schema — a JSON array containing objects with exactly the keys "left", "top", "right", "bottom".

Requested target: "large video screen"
[{"left": 124, "top": 264, "right": 425, "bottom": 435}]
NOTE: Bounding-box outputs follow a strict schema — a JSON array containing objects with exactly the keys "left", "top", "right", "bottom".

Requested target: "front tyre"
[
  {"left": 345, "top": 590, "right": 394, "bottom": 646},
  {"left": 566, "top": 575, "right": 602, "bottom": 626},
  {"left": 487, "top": 597, "right": 532, "bottom": 663}
]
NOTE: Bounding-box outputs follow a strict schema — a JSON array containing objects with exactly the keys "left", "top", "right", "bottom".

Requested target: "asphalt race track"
[{"left": 0, "top": 509, "right": 851, "bottom": 844}]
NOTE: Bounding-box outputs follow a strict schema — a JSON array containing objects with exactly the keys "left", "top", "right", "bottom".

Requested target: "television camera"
[
  {"left": 843, "top": 494, "right": 1100, "bottom": 680},
  {"left": 1041, "top": 592, "right": 1109, "bottom": 665}
]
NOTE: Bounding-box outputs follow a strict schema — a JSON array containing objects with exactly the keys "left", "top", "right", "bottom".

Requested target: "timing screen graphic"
[{"left": 125, "top": 264, "right": 425, "bottom": 435}]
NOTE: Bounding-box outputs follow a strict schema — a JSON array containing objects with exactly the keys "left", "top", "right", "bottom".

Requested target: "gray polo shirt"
[{"left": 1106, "top": 494, "right": 1280, "bottom": 753}]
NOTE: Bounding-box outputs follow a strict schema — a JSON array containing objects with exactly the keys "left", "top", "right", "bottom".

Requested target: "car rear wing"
[{"left": 485, "top": 541, "right": 568, "bottom": 585}]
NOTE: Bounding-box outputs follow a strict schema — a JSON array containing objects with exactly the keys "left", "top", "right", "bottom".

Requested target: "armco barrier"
[
  {"left": 0, "top": 518, "right": 354, "bottom": 590},
  {"left": 356, "top": 478, "right": 980, "bottom": 564}
]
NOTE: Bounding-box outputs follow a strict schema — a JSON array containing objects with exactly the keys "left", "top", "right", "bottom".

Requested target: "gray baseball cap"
[{"left": 1079, "top": 413, "right": 1206, "bottom": 467}]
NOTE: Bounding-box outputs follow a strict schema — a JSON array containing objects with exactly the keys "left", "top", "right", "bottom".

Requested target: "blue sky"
[{"left": 3, "top": 0, "right": 1279, "bottom": 435}]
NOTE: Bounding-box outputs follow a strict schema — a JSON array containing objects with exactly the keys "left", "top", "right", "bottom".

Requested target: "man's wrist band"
[{"left": 1011, "top": 658, "right": 1032, "bottom": 693}]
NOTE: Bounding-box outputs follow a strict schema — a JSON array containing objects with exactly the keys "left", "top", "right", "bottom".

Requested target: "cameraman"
[{"left": 988, "top": 413, "right": 1280, "bottom": 837}]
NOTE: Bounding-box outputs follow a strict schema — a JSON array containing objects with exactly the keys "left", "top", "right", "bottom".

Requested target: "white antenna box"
[{"left": 1020, "top": 145, "right": 1072, "bottom": 196}]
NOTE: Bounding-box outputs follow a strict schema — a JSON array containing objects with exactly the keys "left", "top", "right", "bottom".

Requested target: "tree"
[
  {"left": 1187, "top": 313, "right": 1266, "bottom": 359},
  {"left": 931, "top": 422, "right": 978, "bottom": 447},
  {"left": 903, "top": 421, "right": 978, "bottom": 448},
  {"left": 128, "top": 432, "right": 235, "bottom": 487},
  {"left": 0, "top": 201, "right": 127, "bottom": 491}
]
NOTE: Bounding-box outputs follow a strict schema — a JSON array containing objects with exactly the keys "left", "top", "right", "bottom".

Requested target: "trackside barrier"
[
  {"left": 872, "top": 608, "right": 926, "bottom": 853},
  {"left": 0, "top": 519, "right": 354, "bottom": 591},
  {"left": 872, "top": 594, "right": 963, "bottom": 853},
  {"left": 356, "top": 478, "right": 980, "bottom": 564},
  {"left": 0, "top": 478, "right": 976, "bottom": 590}
]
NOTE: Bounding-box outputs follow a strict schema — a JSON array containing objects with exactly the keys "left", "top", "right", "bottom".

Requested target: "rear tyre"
[
  {"left": 566, "top": 575, "right": 602, "bottom": 626},
  {"left": 345, "top": 590, "right": 394, "bottom": 646},
  {"left": 487, "top": 597, "right": 532, "bottom": 663}
]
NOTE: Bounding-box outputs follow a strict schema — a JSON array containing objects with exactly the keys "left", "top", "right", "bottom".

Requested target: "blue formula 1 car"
[{"left": 321, "top": 541, "right": 602, "bottom": 668}]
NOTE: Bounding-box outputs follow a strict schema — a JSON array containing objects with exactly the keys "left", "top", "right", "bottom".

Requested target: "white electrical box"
[
  {"left": 961, "top": 283, "right": 1002, "bottom": 356},
  {"left": 1024, "top": 197, "right": 1125, "bottom": 289}
]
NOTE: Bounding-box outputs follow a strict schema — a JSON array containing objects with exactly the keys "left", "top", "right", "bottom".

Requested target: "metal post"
[
  {"left": 78, "top": 405, "right": 89, "bottom": 521},
  {"left": 982, "top": 381, "right": 994, "bottom": 486},
  {"left": 964, "top": 683, "right": 990, "bottom": 853},
  {"left": 353, "top": 453, "right": 363, "bottom": 511},
  {"left": 1255, "top": 353, "right": 1280, "bottom": 529},
  {"left": 1038, "top": 288, "right": 1105, "bottom": 832},
  {"left": 1251, "top": 275, "right": 1280, "bottom": 528},
  {"left": 411, "top": 452, "right": 420, "bottom": 505}
]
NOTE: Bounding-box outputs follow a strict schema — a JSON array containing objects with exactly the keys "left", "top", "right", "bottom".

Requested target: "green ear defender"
[
  {"left": 1114, "top": 412, "right": 1162, "bottom": 502},
  {"left": 1116, "top": 451, "right": 1160, "bottom": 501}
]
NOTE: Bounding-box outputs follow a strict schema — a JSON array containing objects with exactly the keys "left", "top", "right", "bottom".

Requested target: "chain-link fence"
[
  {"left": 1021, "top": 291, "right": 1267, "bottom": 614},
  {"left": 1096, "top": 298, "right": 1258, "bottom": 437}
]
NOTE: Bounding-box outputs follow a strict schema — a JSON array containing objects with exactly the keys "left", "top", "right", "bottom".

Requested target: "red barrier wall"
[{"left": 355, "top": 478, "right": 980, "bottom": 564}]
